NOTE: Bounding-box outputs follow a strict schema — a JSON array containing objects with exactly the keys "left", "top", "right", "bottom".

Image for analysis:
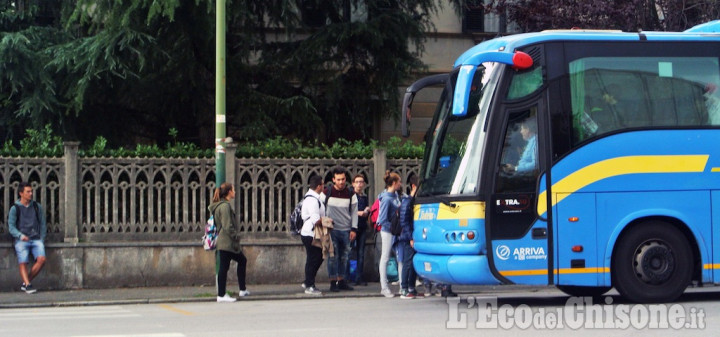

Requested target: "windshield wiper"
[{"left": 438, "top": 196, "right": 457, "bottom": 208}]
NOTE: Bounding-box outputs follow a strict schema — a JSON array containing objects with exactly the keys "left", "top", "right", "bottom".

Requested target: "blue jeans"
[
  {"left": 398, "top": 241, "right": 417, "bottom": 291},
  {"left": 353, "top": 230, "right": 367, "bottom": 282},
  {"left": 14, "top": 239, "right": 45, "bottom": 264},
  {"left": 328, "top": 230, "right": 352, "bottom": 279}
]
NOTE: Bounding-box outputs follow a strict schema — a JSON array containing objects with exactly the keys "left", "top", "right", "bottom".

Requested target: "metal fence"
[{"left": 0, "top": 143, "right": 420, "bottom": 243}]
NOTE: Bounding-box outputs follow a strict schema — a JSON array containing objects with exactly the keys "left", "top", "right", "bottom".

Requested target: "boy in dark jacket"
[{"left": 397, "top": 175, "right": 422, "bottom": 299}]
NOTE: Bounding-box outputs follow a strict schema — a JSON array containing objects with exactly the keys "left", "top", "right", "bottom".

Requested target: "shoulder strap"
[
  {"left": 346, "top": 187, "right": 354, "bottom": 213},
  {"left": 303, "top": 194, "right": 322, "bottom": 208},
  {"left": 13, "top": 202, "right": 41, "bottom": 225},
  {"left": 32, "top": 201, "right": 40, "bottom": 223},
  {"left": 323, "top": 186, "right": 331, "bottom": 209},
  {"left": 213, "top": 201, "right": 228, "bottom": 231},
  {"left": 302, "top": 195, "right": 322, "bottom": 222}
]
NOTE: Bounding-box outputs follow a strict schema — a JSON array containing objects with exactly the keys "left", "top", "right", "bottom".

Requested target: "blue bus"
[{"left": 402, "top": 20, "right": 720, "bottom": 303}]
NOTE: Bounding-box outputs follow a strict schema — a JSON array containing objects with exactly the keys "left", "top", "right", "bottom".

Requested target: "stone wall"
[
  {"left": 0, "top": 145, "right": 410, "bottom": 290},
  {"left": 0, "top": 240, "right": 379, "bottom": 291}
]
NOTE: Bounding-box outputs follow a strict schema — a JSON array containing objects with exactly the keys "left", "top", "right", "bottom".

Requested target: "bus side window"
[{"left": 570, "top": 57, "right": 720, "bottom": 145}]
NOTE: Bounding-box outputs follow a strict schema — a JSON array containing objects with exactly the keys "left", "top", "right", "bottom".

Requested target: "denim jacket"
[{"left": 376, "top": 191, "right": 400, "bottom": 233}]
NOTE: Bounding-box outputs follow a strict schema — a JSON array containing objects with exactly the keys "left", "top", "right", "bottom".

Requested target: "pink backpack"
[{"left": 369, "top": 198, "right": 380, "bottom": 231}]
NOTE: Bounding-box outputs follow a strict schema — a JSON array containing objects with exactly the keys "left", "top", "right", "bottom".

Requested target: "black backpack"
[
  {"left": 390, "top": 208, "right": 402, "bottom": 236},
  {"left": 289, "top": 195, "right": 320, "bottom": 236}
]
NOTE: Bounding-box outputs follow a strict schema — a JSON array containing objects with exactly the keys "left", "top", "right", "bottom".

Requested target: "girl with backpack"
[
  {"left": 377, "top": 171, "right": 402, "bottom": 298},
  {"left": 209, "top": 182, "right": 250, "bottom": 302}
]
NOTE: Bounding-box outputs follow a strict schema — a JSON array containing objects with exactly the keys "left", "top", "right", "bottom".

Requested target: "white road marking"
[
  {"left": 70, "top": 334, "right": 185, "bottom": 337},
  {"left": 0, "top": 306, "right": 141, "bottom": 320}
]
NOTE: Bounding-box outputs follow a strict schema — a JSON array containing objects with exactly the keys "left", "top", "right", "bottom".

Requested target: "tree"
[
  {"left": 485, "top": 0, "right": 720, "bottom": 33},
  {"left": 1, "top": 0, "right": 462, "bottom": 147},
  {"left": 0, "top": 0, "right": 68, "bottom": 141}
]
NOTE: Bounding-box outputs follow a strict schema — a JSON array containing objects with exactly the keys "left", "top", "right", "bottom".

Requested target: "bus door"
[{"left": 487, "top": 104, "right": 551, "bottom": 285}]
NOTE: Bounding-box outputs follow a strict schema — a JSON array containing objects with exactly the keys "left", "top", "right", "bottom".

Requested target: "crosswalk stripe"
[
  {"left": 0, "top": 306, "right": 140, "bottom": 320},
  {"left": 0, "top": 313, "right": 140, "bottom": 321},
  {"left": 72, "top": 333, "right": 185, "bottom": 337}
]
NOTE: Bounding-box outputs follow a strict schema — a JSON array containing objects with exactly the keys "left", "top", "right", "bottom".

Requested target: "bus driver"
[{"left": 503, "top": 118, "right": 538, "bottom": 174}]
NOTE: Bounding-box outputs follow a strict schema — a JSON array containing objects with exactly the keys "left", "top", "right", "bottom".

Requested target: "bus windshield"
[{"left": 418, "top": 63, "right": 500, "bottom": 197}]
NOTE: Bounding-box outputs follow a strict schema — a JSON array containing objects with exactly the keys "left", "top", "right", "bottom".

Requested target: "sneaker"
[
  {"left": 238, "top": 290, "right": 250, "bottom": 297},
  {"left": 304, "top": 286, "right": 322, "bottom": 295},
  {"left": 337, "top": 280, "right": 354, "bottom": 291},
  {"left": 424, "top": 284, "right": 433, "bottom": 298},
  {"left": 410, "top": 290, "right": 423, "bottom": 299},
  {"left": 381, "top": 288, "right": 394, "bottom": 298},
  {"left": 400, "top": 291, "right": 416, "bottom": 300},
  {"left": 391, "top": 281, "right": 399, "bottom": 286},
  {"left": 217, "top": 294, "right": 237, "bottom": 302},
  {"left": 330, "top": 280, "right": 339, "bottom": 292},
  {"left": 20, "top": 283, "right": 26, "bottom": 291},
  {"left": 23, "top": 284, "right": 37, "bottom": 294},
  {"left": 23, "top": 283, "right": 36, "bottom": 294},
  {"left": 301, "top": 283, "right": 307, "bottom": 289}
]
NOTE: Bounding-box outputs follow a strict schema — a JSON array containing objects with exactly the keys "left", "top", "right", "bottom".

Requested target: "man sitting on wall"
[{"left": 7, "top": 181, "right": 47, "bottom": 294}]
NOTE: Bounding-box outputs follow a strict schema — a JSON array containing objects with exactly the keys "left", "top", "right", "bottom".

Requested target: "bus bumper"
[{"left": 413, "top": 253, "right": 502, "bottom": 285}]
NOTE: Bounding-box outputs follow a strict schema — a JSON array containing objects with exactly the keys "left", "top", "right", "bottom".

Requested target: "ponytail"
[
  {"left": 212, "top": 182, "right": 234, "bottom": 202},
  {"left": 383, "top": 170, "right": 400, "bottom": 188}
]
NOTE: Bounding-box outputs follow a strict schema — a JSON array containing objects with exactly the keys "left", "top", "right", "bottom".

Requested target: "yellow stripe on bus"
[
  {"left": 557, "top": 267, "right": 611, "bottom": 274},
  {"left": 703, "top": 264, "right": 720, "bottom": 269},
  {"left": 499, "top": 267, "right": 611, "bottom": 277},
  {"left": 499, "top": 269, "right": 549, "bottom": 276},
  {"left": 437, "top": 202, "right": 485, "bottom": 220},
  {"left": 537, "top": 155, "right": 709, "bottom": 216},
  {"left": 414, "top": 201, "right": 485, "bottom": 220}
]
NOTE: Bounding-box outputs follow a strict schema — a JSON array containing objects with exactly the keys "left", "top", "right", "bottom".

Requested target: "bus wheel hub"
[{"left": 634, "top": 241, "right": 674, "bottom": 284}]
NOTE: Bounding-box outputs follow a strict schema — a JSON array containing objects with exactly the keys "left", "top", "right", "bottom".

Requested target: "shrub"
[{"left": 2, "top": 126, "right": 424, "bottom": 159}]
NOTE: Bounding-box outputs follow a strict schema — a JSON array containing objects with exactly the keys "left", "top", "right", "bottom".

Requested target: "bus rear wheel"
[
  {"left": 612, "top": 221, "right": 692, "bottom": 303},
  {"left": 557, "top": 285, "right": 611, "bottom": 297}
]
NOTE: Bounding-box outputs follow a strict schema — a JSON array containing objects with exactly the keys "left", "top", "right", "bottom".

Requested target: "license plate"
[{"left": 424, "top": 262, "right": 432, "bottom": 272}]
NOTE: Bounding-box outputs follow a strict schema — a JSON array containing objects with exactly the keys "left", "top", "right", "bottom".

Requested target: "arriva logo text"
[
  {"left": 514, "top": 247, "right": 547, "bottom": 261},
  {"left": 495, "top": 245, "right": 547, "bottom": 261}
]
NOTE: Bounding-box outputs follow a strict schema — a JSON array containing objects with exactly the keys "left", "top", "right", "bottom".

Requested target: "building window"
[
  {"left": 298, "top": 0, "right": 327, "bottom": 28},
  {"left": 463, "top": 3, "right": 485, "bottom": 33}
]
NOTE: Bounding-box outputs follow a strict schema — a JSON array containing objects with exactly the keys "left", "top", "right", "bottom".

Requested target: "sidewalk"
[{"left": 0, "top": 282, "right": 551, "bottom": 309}]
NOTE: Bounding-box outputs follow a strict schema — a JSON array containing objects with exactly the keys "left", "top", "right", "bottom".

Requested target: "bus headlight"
[
  {"left": 422, "top": 228, "right": 427, "bottom": 240},
  {"left": 467, "top": 231, "right": 475, "bottom": 240}
]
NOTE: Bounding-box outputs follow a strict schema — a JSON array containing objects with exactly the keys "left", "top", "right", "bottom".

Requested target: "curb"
[
  {"left": 0, "top": 290, "right": 384, "bottom": 309},
  {"left": 0, "top": 284, "right": 557, "bottom": 309}
]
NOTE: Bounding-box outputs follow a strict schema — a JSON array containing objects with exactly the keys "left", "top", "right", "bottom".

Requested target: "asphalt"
[{"left": 0, "top": 282, "right": 554, "bottom": 309}]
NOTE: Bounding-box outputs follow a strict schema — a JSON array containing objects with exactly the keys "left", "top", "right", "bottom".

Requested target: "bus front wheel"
[
  {"left": 557, "top": 285, "right": 611, "bottom": 297},
  {"left": 612, "top": 221, "right": 692, "bottom": 303}
]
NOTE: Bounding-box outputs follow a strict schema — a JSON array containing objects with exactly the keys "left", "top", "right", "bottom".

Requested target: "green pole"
[
  {"left": 214, "top": 0, "right": 227, "bottom": 293},
  {"left": 215, "top": 0, "right": 227, "bottom": 188}
]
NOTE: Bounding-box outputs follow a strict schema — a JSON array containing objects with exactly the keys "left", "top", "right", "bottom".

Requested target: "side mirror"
[
  {"left": 401, "top": 74, "right": 449, "bottom": 138},
  {"left": 452, "top": 51, "right": 534, "bottom": 117},
  {"left": 401, "top": 91, "right": 414, "bottom": 138}
]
